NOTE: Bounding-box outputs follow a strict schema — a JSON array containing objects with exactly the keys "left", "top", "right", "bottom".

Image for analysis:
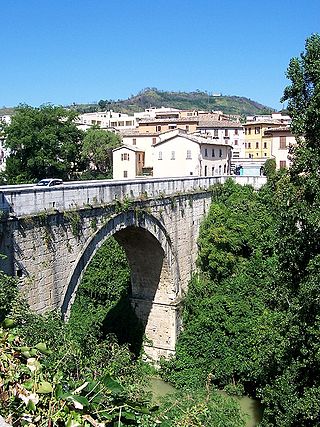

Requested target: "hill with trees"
[
  {"left": 93, "top": 88, "right": 275, "bottom": 116},
  {"left": 0, "top": 89, "right": 275, "bottom": 116}
]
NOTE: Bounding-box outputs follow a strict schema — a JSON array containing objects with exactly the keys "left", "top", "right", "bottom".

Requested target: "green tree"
[
  {"left": 256, "top": 33, "right": 320, "bottom": 427},
  {"left": 0, "top": 104, "right": 84, "bottom": 184},
  {"left": 161, "top": 180, "right": 280, "bottom": 393},
  {"left": 81, "top": 127, "right": 121, "bottom": 179}
]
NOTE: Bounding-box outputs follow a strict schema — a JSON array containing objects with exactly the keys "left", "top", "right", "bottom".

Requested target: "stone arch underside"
[{"left": 61, "top": 210, "right": 181, "bottom": 360}]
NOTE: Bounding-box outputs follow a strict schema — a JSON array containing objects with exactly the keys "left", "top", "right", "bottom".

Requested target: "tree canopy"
[
  {"left": 81, "top": 127, "right": 121, "bottom": 179},
  {"left": 1, "top": 104, "right": 84, "bottom": 184}
]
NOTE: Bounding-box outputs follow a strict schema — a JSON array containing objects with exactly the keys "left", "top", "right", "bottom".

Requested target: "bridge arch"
[{"left": 61, "top": 209, "right": 181, "bottom": 359}]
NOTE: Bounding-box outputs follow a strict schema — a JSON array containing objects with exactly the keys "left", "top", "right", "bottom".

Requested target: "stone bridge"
[{"left": 0, "top": 176, "right": 266, "bottom": 360}]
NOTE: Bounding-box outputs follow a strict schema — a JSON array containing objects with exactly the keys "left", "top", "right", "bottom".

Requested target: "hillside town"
[
  {"left": 0, "top": 106, "right": 294, "bottom": 180},
  {"left": 75, "top": 107, "right": 293, "bottom": 179}
]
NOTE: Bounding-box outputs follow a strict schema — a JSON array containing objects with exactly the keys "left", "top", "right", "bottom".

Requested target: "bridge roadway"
[{"left": 0, "top": 175, "right": 266, "bottom": 217}]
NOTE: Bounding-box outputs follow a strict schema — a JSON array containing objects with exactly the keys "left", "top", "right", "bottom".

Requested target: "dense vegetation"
[
  {"left": 161, "top": 34, "right": 320, "bottom": 426},
  {"left": 0, "top": 238, "right": 247, "bottom": 426},
  {"left": 0, "top": 106, "right": 120, "bottom": 184}
]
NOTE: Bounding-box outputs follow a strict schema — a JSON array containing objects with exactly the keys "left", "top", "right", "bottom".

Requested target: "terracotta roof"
[
  {"left": 154, "top": 132, "right": 232, "bottom": 148},
  {"left": 244, "top": 120, "right": 290, "bottom": 126},
  {"left": 137, "top": 117, "right": 200, "bottom": 124},
  {"left": 264, "top": 125, "right": 291, "bottom": 132},
  {"left": 120, "top": 129, "right": 160, "bottom": 137},
  {"left": 113, "top": 144, "right": 145, "bottom": 153},
  {"left": 198, "top": 120, "right": 243, "bottom": 129}
]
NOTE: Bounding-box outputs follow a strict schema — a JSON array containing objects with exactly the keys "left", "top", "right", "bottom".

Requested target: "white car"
[{"left": 36, "top": 178, "right": 63, "bottom": 187}]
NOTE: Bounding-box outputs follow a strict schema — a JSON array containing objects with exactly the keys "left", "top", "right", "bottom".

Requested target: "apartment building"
[
  {"left": 76, "top": 110, "right": 137, "bottom": 130},
  {"left": 243, "top": 113, "right": 291, "bottom": 159},
  {"left": 120, "top": 130, "right": 160, "bottom": 171},
  {"left": 137, "top": 116, "right": 200, "bottom": 134},
  {"left": 153, "top": 130, "right": 232, "bottom": 178},
  {"left": 196, "top": 119, "right": 245, "bottom": 158},
  {"left": 264, "top": 125, "right": 297, "bottom": 169},
  {"left": 113, "top": 145, "right": 145, "bottom": 179}
]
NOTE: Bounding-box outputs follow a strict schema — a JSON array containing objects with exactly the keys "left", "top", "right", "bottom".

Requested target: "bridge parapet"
[{"left": 0, "top": 175, "right": 266, "bottom": 217}]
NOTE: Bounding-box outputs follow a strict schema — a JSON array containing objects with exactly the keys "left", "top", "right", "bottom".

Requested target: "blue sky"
[{"left": 1, "top": 0, "right": 319, "bottom": 109}]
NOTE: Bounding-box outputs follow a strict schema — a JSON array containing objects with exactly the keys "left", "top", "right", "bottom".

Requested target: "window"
[
  {"left": 169, "top": 125, "right": 177, "bottom": 130},
  {"left": 121, "top": 153, "right": 130, "bottom": 161},
  {"left": 126, "top": 121, "right": 132, "bottom": 126},
  {"left": 224, "top": 129, "right": 229, "bottom": 137},
  {"left": 248, "top": 128, "right": 251, "bottom": 135},
  {"left": 152, "top": 137, "right": 157, "bottom": 144},
  {"left": 280, "top": 136, "right": 286, "bottom": 149},
  {"left": 245, "top": 128, "right": 247, "bottom": 135},
  {"left": 224, "top": 164, "right": 226, "bottom": 174},
  {"left": 255, "top": 127, "right": 260, "bottom": 134},
  {"left": 224, "top": 139, "right": 229, "bottom": 144},
  {"left": 212, "top": 167, "right": 215, "bottom": 175},
  {"left": 219, "top": 165, "right": 222, "bottom": 174},
  {"left": 219, "top": 149, "right": 222, "bottom": 157},
  {"left": 133, "top": 138, "right": 136, "bottom": 145},
  {"left": 156, "top": 125, "right": 162, "bottom": 132},
  {"left": 214, "top": 129, "right": 218, "bottom": 137},
  {"left": 186, "top": 150, "right": 192, "bottom": 159},
  {"left": 158, "top": 151, "right": 162, "bottom": 160},
  {"left": 235, "top": 129, "right": 238, "bottom": 135},
  {"left": 186, "top": 125, "right": 189, "bottom": 131},
  {"left": 256, "top": 153, "right": 259, "bottom": 157},
  {"left": 264, "top": 152, "right": 267, "bottom": 157},
  {"left": 280, "top": 160, "right": 287, "bottom": 169},
  {"left": 248, "top": 142, "right": 251, "bottom": 148},
  {"left": 204, "top": 165, "right": 207, "bottom": 176},
  {"left": 171, "top": 151, "right": 175, "bottom": 160},
  {"left": 263, "top": 141, "right": 267, "bottom": 149},
  {"left": 256, "top": 142, "right": 259, "bottom": 149},
  {"left": 204, "top": 148, "right": 208, "bottom": 157},
  {"left": 245, "top": 142, "right": 247, "bottom": 149},
  {"left": 212, "top": 148, "right": 215, "bottom": 157},
  {"left": 234, "top": 139, "right": 238, "bottom": 145},
  {"left": 123, "top": 171, "right": 128, "bottom": 178}
]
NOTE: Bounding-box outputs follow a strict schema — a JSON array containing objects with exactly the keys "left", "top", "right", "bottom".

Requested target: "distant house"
[
  {"left": 75, "top": 111, "right": 137, "bottom": 131},
  {"left": 120, "top": 130, "right": 160, "bottom": 173},
  {"left": 137, "top": 116, "right": 199, "bottom": 134},
  {"left": 113, "top": 145, "right": 145, "bottom": 179},
  {"left": 243, "top": 113, "right": 291, "bottom": 159},
  {"left": 264, "top": 125, "right": 297, "bottom": 169},
  {"left": 153, "top": 130, "right": 232, "bottom": 178},
  {"left": 196, "top": 119, "right": 245, "bottom": 159}
]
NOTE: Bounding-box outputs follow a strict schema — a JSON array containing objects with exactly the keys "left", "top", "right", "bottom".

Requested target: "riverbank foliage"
[{"left": 0, "top": 237, "right": 246, "bottom": 426}]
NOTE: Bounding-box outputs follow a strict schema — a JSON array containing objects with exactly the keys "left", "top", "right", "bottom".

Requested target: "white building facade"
[
  {"left": 153, "top": 131, "right": 232, "bottom": 178},
  {"left": 75, "top": 111, "right": 137, "bottom": 131}
]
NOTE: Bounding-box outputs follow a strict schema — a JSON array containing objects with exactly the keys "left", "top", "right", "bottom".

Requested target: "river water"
[{"left": 149, "top": 377, "right": 263, "bottom": 426}]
